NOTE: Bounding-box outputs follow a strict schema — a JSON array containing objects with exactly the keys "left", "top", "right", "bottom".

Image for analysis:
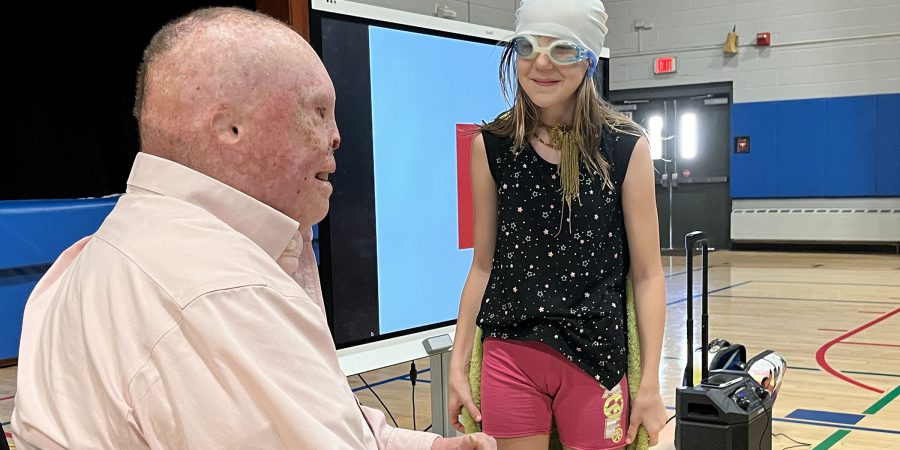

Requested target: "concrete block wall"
[{"left": 602, "top": 0, "right": 900, "bottom": 102}]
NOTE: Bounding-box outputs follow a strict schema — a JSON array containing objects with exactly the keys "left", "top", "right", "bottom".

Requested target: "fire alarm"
[
  {"left": 756, "top": 32, "right": 771, "bottom": 46},
  {"left": 735, "top": 136, "right": 750, "bottom": 153}
]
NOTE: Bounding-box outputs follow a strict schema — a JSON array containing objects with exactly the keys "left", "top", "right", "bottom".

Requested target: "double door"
[{"left": 611, "top": 84, "right": 732, "bottom": 250}]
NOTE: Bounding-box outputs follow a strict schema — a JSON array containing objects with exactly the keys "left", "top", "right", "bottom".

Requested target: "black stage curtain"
[{"left": 5, "top": 0, "right": 256, "bottom": 200}]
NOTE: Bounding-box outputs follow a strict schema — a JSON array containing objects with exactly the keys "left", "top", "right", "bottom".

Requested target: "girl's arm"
[
  {"left": 621, "top": 137, "right": 668, "bottom": 446},
  {"left": 449, "top": 132, "right": 498, "bottom": 431}
]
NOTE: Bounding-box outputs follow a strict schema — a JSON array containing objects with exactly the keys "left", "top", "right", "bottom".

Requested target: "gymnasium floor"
[{"left": 2, "top": 250, "right": 898, "bottom": 449}]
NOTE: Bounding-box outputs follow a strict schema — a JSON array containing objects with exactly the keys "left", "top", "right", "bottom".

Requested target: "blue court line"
[
  {"left": 398, "top": 375, "right": 431, "bottom": 384},
  {"left": 774, "top": 417, "right": 900, "bottom": 435},
  {"left": 664, "top": 406, "right": 900, "bottom": 436},
  {"left": 709, "top": 294, "right": 900, "bottom": 306},
  {"left": 666, "top": 280, "right": 754, "bottom": 306},
  {"left": 786, "top": 409, "right": 864, "bottom": 425},
  {"left": 664, "top": 266, "right": 721, "bottom": 279},
  {"left": 352, "top": 368, "right": 431, "bottom": 393}
]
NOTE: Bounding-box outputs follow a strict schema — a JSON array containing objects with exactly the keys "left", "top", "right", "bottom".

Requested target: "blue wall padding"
[
  {"left": 875, "top": 94, "right": 900, "bottom": 196},
  {"left": 0, "top": 271, "right": 44, "bottom": 360},
  {"left": 823, "top": 96, "right": 878, "bottom": 196},
  {"left": 775, "top": 98, "right": 828, "bottom": 197},
  {"left": 0, "top": 197, "right": 119, "bottom": 270},
  {"left": 732, "top": 93, "right": 900, "bottom": 198},
  {"left": 0, "top": 197, "right": 119, "bottom": 359},
  {"left": 730, "top": 102, "right": 778, "bottom": 198}
]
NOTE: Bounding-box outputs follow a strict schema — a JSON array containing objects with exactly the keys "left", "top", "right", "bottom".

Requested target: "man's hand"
[
  {"left": 431, "top": 433, "right": 496, "bottom": 450},
  {"left": 626, "top": 385, "right": 668, "bottom": 446}
]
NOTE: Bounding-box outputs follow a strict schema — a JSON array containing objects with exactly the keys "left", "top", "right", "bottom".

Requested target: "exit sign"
[{"left": 654, "top": 57, "right": 677, "bottom": 74}]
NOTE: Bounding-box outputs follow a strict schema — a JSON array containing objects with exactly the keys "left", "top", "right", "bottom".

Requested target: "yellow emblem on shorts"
[
  {"left": 612, "top": 426, "right": 624, "bottom": 443},
  {"left": 603, "top": 392, "right": 624, "bottom": 420}
]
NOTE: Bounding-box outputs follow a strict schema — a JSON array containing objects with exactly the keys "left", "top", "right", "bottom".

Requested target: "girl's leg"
[
  {"left": 497, "top": 434, "right": 550, "bottom": 450},
  {"left": 551, "top": 370, "right": 630, "bottom": 450},
  {"left": 480, "top": 339, "right": 554, "bottom": 445}
]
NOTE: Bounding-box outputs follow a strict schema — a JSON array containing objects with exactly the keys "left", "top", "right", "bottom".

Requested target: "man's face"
[{"left": 251, "top": 58, "right": 341, "bottom": 229}]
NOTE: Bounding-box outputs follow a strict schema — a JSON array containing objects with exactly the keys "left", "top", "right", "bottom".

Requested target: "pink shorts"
[{"left": 481, "top": 338, "right": 629, "bottom": 450}]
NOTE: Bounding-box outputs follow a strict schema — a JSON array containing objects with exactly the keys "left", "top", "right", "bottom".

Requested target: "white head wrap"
[{"left": 514, "top": 0, "right": 608, "bottom": 59}]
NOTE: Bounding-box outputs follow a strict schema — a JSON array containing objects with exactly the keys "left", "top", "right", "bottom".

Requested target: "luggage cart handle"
[{"left": 684, "top": 231, "right": 710, "bottom": 387}]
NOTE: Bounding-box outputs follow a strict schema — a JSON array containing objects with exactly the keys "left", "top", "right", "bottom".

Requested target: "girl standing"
[{"left": 449, "top": 1, "right": 668, "bottom": 449}]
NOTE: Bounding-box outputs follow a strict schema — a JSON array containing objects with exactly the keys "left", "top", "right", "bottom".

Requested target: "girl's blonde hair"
[{"left": 482, "top": 43, "right": 645, "bottom": 191}]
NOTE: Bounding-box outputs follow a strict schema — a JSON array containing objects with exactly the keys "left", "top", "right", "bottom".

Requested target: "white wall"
[{"left": 346, "top": 0, "right": 900, "bottom": 103}]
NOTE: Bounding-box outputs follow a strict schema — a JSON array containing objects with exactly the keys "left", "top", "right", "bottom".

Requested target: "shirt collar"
[{"left": 125, "top": 152, "right": 300, "bottom": 260}]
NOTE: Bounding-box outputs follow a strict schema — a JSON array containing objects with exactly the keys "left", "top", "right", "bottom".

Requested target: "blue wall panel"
[
  {"left": 875, "top": 94, "right": 900, "bottom": 196},
  {"left": 823, "top": 96, "right": 877, "bottom": 196},
  {"left": 731, "top": 93, "right": 900, "bottom": 198},
  {"left": 731, "top": 102, "right": 778, "bottom": 198},
  {"left": 0, "top": 275, "right": 41, "bottom": 359},
  {"left": 775, "top": 98, "right": 828, "bottom": 197},
  {"left": 0, "top": 197, "right": 117, "bottom": 359}
]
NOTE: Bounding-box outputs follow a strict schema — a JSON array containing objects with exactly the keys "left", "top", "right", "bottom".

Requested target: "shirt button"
[{"left": 288, "top": 239, "right": 298, "bottom": 250}]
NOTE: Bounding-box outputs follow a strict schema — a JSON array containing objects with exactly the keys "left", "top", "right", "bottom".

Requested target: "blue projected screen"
[
  {"left": 369, "top": 27, "right": 506, "bottom": 334},
  {"left": 317, "top": 16, "right": 508, "bottom": 346}
]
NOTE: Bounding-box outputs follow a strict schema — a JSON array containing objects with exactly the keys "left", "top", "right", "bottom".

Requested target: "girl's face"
[{"left": 515, "top": 35, "right": 590, "bottom": 113}]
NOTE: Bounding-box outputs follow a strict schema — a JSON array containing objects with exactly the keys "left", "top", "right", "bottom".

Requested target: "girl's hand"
[
  {"left": 626, "top": 385, "right": 667, "bottom": 446},
  {"left": 448, "top": 370, "right": 482, "bottom": 432}
]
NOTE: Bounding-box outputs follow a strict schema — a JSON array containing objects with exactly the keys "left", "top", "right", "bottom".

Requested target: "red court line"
[
  {"left": 840, "top": 341, "right": 900, "bottom": 349},
  {"left": 0, "top": 395, "right": 14, "bottom": 402},
  {"left": 815, "top": 307, "right": 900, "bottom": 394},
  {"left": 818, "top": 328, "right": 848, "bottom": 332}
]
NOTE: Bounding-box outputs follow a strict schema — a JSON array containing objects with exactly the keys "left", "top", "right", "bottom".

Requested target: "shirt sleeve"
[
  {"left": 130, "top": 284, "right": 436, "bottom": 450},
  {"left": 360, "top": 405, "right": 439, "bottom": 450}
]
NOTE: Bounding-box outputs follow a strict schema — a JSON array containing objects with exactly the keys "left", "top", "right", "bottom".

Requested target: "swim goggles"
[{"left": 512, "top": 35, "right": 597, "bottom": 71}]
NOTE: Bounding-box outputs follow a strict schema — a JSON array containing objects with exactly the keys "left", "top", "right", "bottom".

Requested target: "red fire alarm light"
[
  {"left": 756, "top": 32, "right": 771, "bottom": 46},
  {"left": 735, "top": 136, "right": 751, "bottom": 153},
  {"left": 654, "top": 57, "right": 677, "bottom": 74}
]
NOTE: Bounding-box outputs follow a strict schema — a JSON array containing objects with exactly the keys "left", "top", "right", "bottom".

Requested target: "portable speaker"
[{"left": 674, "top": 232, "right": 775, "bottom": 450}]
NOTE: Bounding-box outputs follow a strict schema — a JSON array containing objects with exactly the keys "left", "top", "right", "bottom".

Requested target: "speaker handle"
[{"left": 683, "top": 231, "right": 710, "bottom": 386}]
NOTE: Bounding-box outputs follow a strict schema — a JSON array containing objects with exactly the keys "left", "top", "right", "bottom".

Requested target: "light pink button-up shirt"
[{"left": 11, "top": 152, "right": 438, "bottom": 450}]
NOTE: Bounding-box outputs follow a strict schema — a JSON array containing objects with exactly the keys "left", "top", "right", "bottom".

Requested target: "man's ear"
[{"left": 211, "top": 106, "right": 243, "bottom": 145}]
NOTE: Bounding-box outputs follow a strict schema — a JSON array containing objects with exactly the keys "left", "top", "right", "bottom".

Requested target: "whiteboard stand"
[
  {"left": 337, "top": 325, "right": 460, "bottom": 437},
  {"left": 428, "top": 350, "right": 460, "bottom": 437}
]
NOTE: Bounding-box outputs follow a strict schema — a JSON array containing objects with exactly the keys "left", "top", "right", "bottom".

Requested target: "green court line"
[
  {"left": 863, "top": 384, "right": 900, "bottom": 415},
  {"left": 812, "top": 429, "right": 850, "bottom": 450},
  {"left": 812, "top": 384, "right": 900, "bottom": 449}
]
